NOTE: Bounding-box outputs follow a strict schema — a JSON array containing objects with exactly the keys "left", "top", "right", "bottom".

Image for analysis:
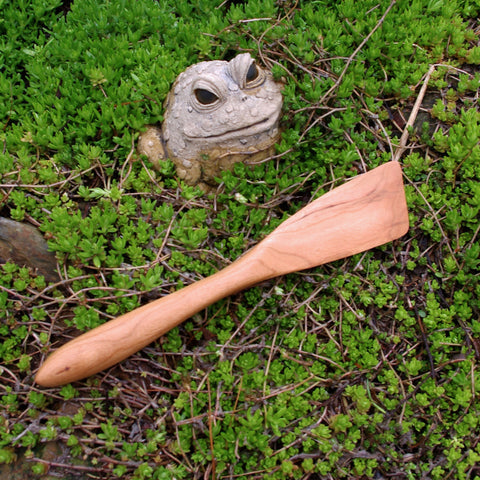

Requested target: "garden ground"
[{"left": 0, "top": 1, "right": 479, "bottom": 479}]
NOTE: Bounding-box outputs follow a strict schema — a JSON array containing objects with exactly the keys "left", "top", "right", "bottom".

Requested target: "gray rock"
[{"left": 0, "top": 217, "right": 60, "bottom": 283}]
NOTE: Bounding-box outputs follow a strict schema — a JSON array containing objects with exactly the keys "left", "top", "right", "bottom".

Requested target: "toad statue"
[{"left": 138, "top": 53, "right": 283, "bottom": 190}]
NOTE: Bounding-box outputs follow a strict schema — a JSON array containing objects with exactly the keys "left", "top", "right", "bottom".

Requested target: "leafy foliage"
[{"left": 1, "top": 0, "right": 479, "bottom": 479}]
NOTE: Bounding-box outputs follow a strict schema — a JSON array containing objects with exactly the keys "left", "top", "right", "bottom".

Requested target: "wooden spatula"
[{"left": 35, "top": 162, "right": 409, "bottom": 387}]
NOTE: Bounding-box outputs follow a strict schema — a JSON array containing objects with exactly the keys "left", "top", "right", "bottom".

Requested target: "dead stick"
[
  {"left": 393, "top": 64, "right": 436, "bottom": 162},
  {"left": 320, "top": 0, "right": 397, "bottom": 103}
]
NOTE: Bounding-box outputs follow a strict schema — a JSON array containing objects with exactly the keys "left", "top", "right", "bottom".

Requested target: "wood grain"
[{"left": 35, "top": 162, "right": 408, "bottom": 387}]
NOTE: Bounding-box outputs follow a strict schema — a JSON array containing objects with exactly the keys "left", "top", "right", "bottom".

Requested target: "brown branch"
[
  {"left": 320, "top": 0, "right": 398, "bottom": 104},
  {"left": 393, "top": 64, "right": 436, "bottom": 162}
]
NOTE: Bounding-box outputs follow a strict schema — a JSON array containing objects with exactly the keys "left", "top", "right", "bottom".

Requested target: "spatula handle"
[{"left": 34, "top": 251, "right": 266, "bottom": 387}]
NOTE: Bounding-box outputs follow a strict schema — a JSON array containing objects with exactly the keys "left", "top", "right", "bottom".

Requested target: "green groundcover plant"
[{"left": 0, "top": 0, "right": 479, "bottom": 478}]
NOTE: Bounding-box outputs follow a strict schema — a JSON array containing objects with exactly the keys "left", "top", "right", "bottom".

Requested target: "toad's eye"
[
  {"left": 246, "top": 62, "right": 259, "bottom": 83},
  {"left": 194, "top": 88, "right": 219, "bottom": 105}
]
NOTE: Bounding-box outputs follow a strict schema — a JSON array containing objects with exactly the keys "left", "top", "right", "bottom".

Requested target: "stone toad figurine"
[{"left": 138, "top": 53, "right": 283, "bottom": 190}]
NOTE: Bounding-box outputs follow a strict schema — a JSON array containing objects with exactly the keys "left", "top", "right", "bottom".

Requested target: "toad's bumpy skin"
[{"left": 138, "top": 53, "right": 283, "bottom": 189}]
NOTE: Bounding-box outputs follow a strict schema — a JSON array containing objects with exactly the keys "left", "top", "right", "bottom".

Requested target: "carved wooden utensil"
[{"left": 35, "top": 162, "right": 409, "bottom": 387}]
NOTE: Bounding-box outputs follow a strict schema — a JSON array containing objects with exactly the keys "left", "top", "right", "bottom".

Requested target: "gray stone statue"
[{"left": 138, "top": 53, "right": 283, "bottom": 190}]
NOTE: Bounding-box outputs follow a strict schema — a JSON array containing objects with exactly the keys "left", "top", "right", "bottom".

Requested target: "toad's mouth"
[{"left": 186, "top": 116, "right": 277, "bottom": 141}]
